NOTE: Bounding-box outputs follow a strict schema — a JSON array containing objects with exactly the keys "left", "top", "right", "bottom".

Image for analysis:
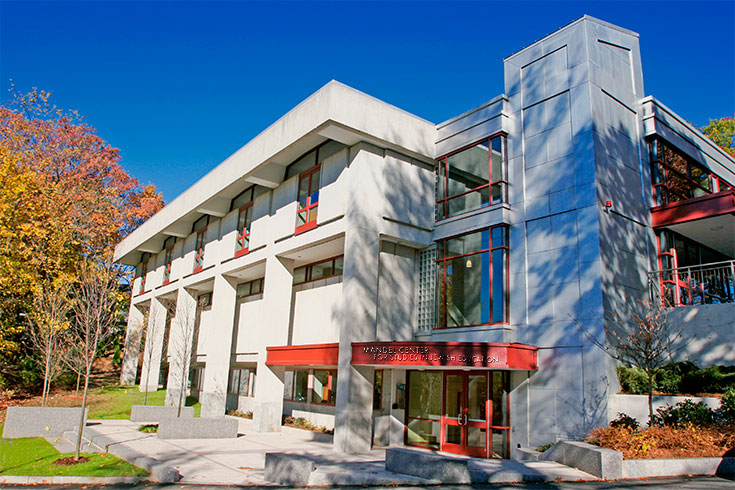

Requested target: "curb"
[
  {"left": 64, "top": 427, "right": 181, "bottom": 483},
  {"left": 0, "top": 476, "right": 147, "bottom": 484}
]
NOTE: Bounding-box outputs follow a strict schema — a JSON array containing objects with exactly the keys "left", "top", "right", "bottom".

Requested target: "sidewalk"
[{"left": 74, "top": 418, "right": 596, "bottom": 485}]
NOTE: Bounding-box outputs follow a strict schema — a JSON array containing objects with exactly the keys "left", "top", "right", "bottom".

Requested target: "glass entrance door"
[{"left": 441, "top": 372, "right": 488, "bottom": 458}]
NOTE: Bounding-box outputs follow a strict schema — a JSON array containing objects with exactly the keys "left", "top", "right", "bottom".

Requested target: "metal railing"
[{"left": 649, "top": 260, "right": 735, "bottom": 307}]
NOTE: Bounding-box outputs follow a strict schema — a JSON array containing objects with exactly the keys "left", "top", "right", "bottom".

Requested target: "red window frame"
[
  {"left": 436, "top": 133, "right": 507, "bottom": 221},
  {"left": 193, "top": 229, "right": 206, "bottom": 273},
  {"left": 235, "top": 202, "right": 253, "bottom": 257},
  {"left": 295, "top": 164, "right": 320, "bottom": 235},
  {"left": 162, "top": 237, "right": 176, "bottom": 286},
  {"left": 435, "top": 225, "right": 509, "bottom": 329}
]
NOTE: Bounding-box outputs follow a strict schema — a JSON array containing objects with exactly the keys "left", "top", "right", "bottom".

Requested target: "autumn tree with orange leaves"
[{"left": 0, "top": 86, "right": 164, "bottom": 388}]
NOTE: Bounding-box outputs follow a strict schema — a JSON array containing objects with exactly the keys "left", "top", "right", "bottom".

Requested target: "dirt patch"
[
  {"left": 587, "top": 424, "right": 735, "bottom": 459},
  {"left": 53, "top": 456, "right": 90, "bottom": 466}
]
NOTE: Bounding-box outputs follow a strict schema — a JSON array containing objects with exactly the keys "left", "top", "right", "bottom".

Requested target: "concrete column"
[
  {"left": 120, "top": 302, "right": 146, "bottom": 386},
  {"left": 139, "top": 297, "right": 168, "bottom": 392},
  {"left": 252, "top": 256, "right": 293, "bottom": 432},
  {"left": 164, "top": 288, "right": 197, "bottom": 407},
  {"left": 200, "top": 275, "right": 238, "bottom": 417},
  {"left": 334, "top": 228, "right": 380, "bottom": 453}
]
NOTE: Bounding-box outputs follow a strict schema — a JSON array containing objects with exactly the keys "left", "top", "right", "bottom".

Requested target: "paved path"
[{"left": 79, "top": 418, "right": 594, "bottom": 485}]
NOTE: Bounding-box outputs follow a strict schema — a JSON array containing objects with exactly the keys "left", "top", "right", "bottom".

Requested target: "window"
[
  {"left": 139, "top": 252, "right": 151, "bottom": 294},
  {"left": 237, "top": 278, "right": 264, "bottom": 298},
  {"left": 312, "top": 370, "right": 337, "bottom": 405},
  {"left": 228, "top": 368, "right": 256, "bottom": 397},
  {"left": 285, "top": 141, "right": 346, "bottom": 234},
  {"left": 198, "top": 292, "right": 212, "bottom": 311},
  {"left": 232, "top": 187, "right": 255, "bottom": 257},
  {"left": 436, "top": 135, "right": 507, "bottom": 220},
  {"left": 190, "top": 366, "right": 205, "bottom": 392},
  {"left": 287, "top": 370, "right": 309, "bottom": 402},
  {"left": 650, "top": 139, "right": 732, "bottom": 206},
  {"left": 436, "top": 226, "right": 508, "bottom": 328},
  {"left": 162, "top": 236, "right": 176, "bottom": 285},
  {"left": 373, "top": 370, "right": 384, "bottom": 410},
  {"left": 293, "top": 256, "right": 344, "bottom": 285},
  {"left": 192, "top": 215, "right": 209, "bottom": 273}
]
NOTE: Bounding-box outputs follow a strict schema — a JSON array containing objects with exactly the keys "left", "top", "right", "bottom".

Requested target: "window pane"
[
  {"left": 298, "top": 177, "right": 310, "bottom": 205},
  {"left": 286, "top": 150, "right": 317, "bottom": 180},
  {"left": 294, "top": 371, "right": 308, "bottom": 401},
  {"left": 373, "top": 370, "right": 383, "bottom": 410},
  {"left": 408, "top": 371, "right": 442, "bottom": 420},
  {"left": 445, "top": 229, "right": 490, "bottom": 258},
  {"left": 228, "top": 370, "right": 239, "bottom": 393},
  {"left": 317, "top": 140, "right": 346, "bottom": 163},
  {"left": 491, "top": 372, "right": 509, "bottom": 426},
  {"left": 311, "top": 259, "right": 334, "bottom": 280},
  {"left": 492, "top": 249, "right": 507, "bottom": 323},
  {"left": 232, "top": 187, "right": 254, "bottom": 210},
  {"left": 437, "top": 160, "right": 447, "bottom": 201},
  {"left": 491, "top": 137, "right": 503, "bottom": 181},
  {"left": 312, "top": 370, "right": 329, "bottom": 404},
  {"left": 491, "top": 183, "right": 504, "bottom": 204},
  {"left": 491, "top": 226, "right": 507, "bottom": 247},
  {"left": 310, "top": 170, "right": 321, "bottom": 194},
  {"left": 447, "top": 141, "right": 490, "bottom": 185},
  {"left": 293, "top": 267, "right": 307, "bottom": 284},
  {"left": 446, "top": 253, "right": 490, "bottom": 327},
  {"left": 239, "top": 369, "right": 249, "bottom": 395},
  {"left": 251, "top": 279, "right": 262, "bottom": 295},
  {"left": 297, "top": 209, "right": 308, "bottom": 227},
  {"left": 333, "top": 256, "right": 344, "bottom": 275},
  {"left": 446, "top": 186, "right": 490, "bottom": 217},
  {"left": 308, "top": 204, "right": 318, "bottom": 223}
]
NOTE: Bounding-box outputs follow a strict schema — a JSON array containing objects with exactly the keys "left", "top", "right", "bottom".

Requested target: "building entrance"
[{"left": 406, "top": 370, "right": 510, "bottom": 458}]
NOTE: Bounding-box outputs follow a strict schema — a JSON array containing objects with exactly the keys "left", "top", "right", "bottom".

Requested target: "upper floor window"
[
  {"left": 232, "top": 187, "right": 255, "bottom": 257},
  {"left": 162, "top": 236, "right": 176, "bottom": 285},
  {"left": 436, "top": 226, "right": 508, "bottom": 328},
  {"left": 236, "top": 277, "right": 264, "bottom": 298},
  {"left": 293, "top": 255, "right": 344, "bottom": 285},
  {"left": 285, "top": 141, "right": 346, "bottom": 235},
  {"left": 650, "top": 139, "right": 732, "bottom": 206},
  {"left": 139, "top": 252, "right": 151, "bottom": 294},
  {"left": 436, "top": 134, "right": 507, "bottom": 221},
  {"left": 192, "top": 215, "right": 209, "bottom": 273}
]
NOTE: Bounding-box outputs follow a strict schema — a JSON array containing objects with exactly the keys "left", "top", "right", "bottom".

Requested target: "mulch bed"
[{"left": 53, "top": 456, "right": 90, "bottom": 466}]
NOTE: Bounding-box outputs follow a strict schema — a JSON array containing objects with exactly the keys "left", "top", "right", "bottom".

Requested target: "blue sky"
[{"left": 2, "top": 0, "right": 733, "bottom": 203}]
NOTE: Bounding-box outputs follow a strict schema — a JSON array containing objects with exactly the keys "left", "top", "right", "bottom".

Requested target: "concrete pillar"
[
  {"left": 334, "top": 228, "right": 380, "bottom": 453},
  {"left": 120, "top": 302, "right": 146, "bottom": 386},
  {"left": 252, "top": 256, "right": 293, "bottom": 432},
  {"left": 165, "top": 288, "right": 197, "bottom": 407},
  {"left": 200, "top": 275, "right": 238, "bottom": 417},
  {"left": 139, "top": 297, "right": 168, "bottom": 392}
]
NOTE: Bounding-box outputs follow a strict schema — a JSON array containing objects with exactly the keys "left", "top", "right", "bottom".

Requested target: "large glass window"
[
  {"left": 650, "top": 139, "right": 732, "bottom": 206},
  {"left": 237, "top": 278, "right": 264, "bottom": 298},
  {"left": 290, "top": 370, "right": 309, "bottom": 402},
  {"left": 406, "top": 371, "right": 442, "bottom": 450},
  {"left": 228, "top": 367, "right": 256, "bottom": 397},
  {"left": 293, "top": 256, "right": 344, "bottom": 285},
  {"left": 436, "top": 226, "right": 508, "bottom": 328},
  {"left": 311, "top": 370, "right": 337, "bottom": 405},
  {"left": 232, "top": 187, "right": 255, "bottom": 257},
  {"left": 436, "top": 135, "right": 507, "bottom": 220}
]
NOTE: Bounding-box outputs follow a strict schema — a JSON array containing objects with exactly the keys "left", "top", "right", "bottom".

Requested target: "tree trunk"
[
  {"left": 42, "top": 348, "right": 51, "bottom": 407},
  {"left": 647, "top": 375, "right": 654, "bottom": 427},
  {"left": 177, "top": 364, "right": 186, "bottom": 417},
  {"left": 74, "top": 365, "right": 91, "bottom": 460},
  {"left": 75, "top": 372, "right": 81, "bottom": 395}
]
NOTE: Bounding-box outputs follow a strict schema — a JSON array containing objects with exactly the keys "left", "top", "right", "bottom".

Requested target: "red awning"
[
  {"left": 351, "top": 341, "right": 538, "bottom": 370},
  {"left": 266, "top": 343, "right": 339, "bottom": 366}
]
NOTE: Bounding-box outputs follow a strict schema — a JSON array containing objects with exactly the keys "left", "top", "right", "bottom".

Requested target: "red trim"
[
  {"left": 351, "top": 342, "right": 538, "bottom": 370},
  {"left": 266, "top": 342, "right": 339, "bottom": 366},
  {"left": 651, "top": 189, "right": 735, "bottom": 228},
  {"left": 234, "top": 247, "right": 250, "bottom": 258},
  {"left": 295, "top": 219, "right": 318, "bottom": 235}
]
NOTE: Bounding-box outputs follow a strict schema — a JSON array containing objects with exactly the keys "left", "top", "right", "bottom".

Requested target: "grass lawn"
[
  {"left": 0, "top": 437, "right": 148, "bottom": 477},
  {"left": 88, "top": 385, "right": 201, "bottom": 419}
]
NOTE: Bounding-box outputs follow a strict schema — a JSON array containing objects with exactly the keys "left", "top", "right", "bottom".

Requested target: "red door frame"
[{"left": 440, "top": 371, "right": 489, "bottom": 458}]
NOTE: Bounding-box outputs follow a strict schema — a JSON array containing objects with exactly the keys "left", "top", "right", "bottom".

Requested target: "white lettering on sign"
[{"left": 361, "top": 345, "right": 499, "bottom": 364}]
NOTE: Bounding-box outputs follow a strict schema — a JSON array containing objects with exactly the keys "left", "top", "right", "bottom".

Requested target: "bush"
[
  {"left": 617, "top": 366, "right": 650, "bottom": 394},
  {"left": 610, "top": 412, "right": 640, "bottom": 429},
  {"left": 719, "top": 387, "right": 735, "bottom": 425},
  {"left": 655, "top": 399, "right": 716, "bottom": 427},
  {"left": 616, "top": 362, "right": 735, "bottom": 395}
]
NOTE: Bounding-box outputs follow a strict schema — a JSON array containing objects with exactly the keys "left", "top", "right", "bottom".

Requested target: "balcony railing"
[{"left": 649, "top": 260, "right": 735, "bottom": 307}]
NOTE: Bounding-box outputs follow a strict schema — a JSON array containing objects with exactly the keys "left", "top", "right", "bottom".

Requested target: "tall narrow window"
[
  {"left": 436, "top": 225, "right": 508, "bottom": 328},
  {"left": 162, "top": 236, "right": 176, "bottom": 285},
  {"left": 139, "top": 252, "right": 151, "bottom": 294},
  {"left": 312, "top": 370, "right": 337, "bottom": 405},
  {"left": 436, "top": 134, "right": 507, "bottom": 220},
  {"left": 192, "top": 215, "right": 209, "bottom": 273},
  {"left": 231, "top": 187, "right": 255, "bottom": 257}
]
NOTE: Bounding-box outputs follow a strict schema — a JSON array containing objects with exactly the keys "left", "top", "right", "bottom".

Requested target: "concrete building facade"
[{"left": 116, "top": 16, "right": 735, "bottom": 458}]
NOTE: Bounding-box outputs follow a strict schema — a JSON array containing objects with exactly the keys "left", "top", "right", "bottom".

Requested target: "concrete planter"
[
  {"left": 2, "top": 406, "right": 88, "bottom": 438},
  {"left": 623, "top": 457, "right": 735, "bottom": 478},
  {"left": 130, "top": 405, "right": 195, "bottom": 422},
  {"left": 609, "top": 394, "right": 720, "bottom": 425},
  {"left": 157, "top": 417, "right": 239, "bottom": 439}
]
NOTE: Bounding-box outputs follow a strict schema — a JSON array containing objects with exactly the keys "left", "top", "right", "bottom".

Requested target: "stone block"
[
  {"left": 623, "top": 457, "right": 734, "bottom": 479},
  {"left": 130, "top": 405, "right": 195, "bottom": 422},
  {"left": 2, "top": 406, "right": 87, "bottom": 438},
  {"left": 157, "top": 416, "right": 238, "bottom": 439},
  {"left": 385, "top": 447, "right": 471, "bottom": 483},
  {"left": 264, "top": 453, "right": 317, "bottom": 485},
  {"left": 542, "top": 440, "right": 622, "bottom": 479}
]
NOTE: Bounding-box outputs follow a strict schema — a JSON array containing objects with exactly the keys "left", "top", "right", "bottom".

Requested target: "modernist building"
[{"left": 116, "top": 16, "right": 735, "bottom": 458}]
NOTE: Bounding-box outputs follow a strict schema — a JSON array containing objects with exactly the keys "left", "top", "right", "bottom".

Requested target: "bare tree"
[
  {"left": 65, "top": 260, "right": 121, "bottom": 460},
  {"left": 26, "top": 279, "right": 71, "bottom": 406},
  {"left": 137, "top": 305, "right": 167, "bottom": 406},
  {"left": 167, "top": 293, "right": 200, "bottom": 417},
  {"left": 583, "top": 298, "right": 687, "bottom": 426}
]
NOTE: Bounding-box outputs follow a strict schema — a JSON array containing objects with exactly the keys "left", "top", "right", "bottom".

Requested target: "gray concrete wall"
[{"left": 666, "top": 303, "right": 735, "bottom": 366}]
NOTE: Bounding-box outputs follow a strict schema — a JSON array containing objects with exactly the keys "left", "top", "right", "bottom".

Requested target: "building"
[{"left": 115, "top": 16, "right": 735, "bottom": 458}]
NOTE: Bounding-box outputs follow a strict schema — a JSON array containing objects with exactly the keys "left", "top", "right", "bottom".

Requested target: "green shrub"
[
  {"left": 616, "top": 362, "right": 735, "bottom": 395},
  {"left": 656, "top": 399, "right": 716, "bottom": 427},
  {"left": 616, "top": 366, "right": 650, "bottom": 394},
  {"left": 719, "top": 387, "right": 735, "bottom": 425},
  {"left": 610, "top": 412, "right": 640, "bottom": 429}
]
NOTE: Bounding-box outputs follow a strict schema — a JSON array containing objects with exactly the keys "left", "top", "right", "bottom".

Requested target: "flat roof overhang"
[
  {"left": 353, "top": 341, "right": 538, "bottom": 371},
  {"left": 651, "top": 189, "right": 735, "bottom": 257}
]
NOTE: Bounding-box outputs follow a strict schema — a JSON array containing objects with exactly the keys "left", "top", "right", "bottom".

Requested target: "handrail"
[{"left": 649, "top": 260, "right": 735, "bottom": 307}]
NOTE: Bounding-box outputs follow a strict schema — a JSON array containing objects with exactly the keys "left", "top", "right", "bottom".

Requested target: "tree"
[
  {"left": 583, "top": 299, "right": 687, "bottom": 426},
  {"left": 65, "top": 260, "right": 121, "bottom": 460},
  {"left": 25, "top": 278, "right": 72, "bottom": 406},
  {"left": 168, "top": 295, "right": 199, "bottom": 417},
  {"left": 699, "top": 116, "right": 735, "bottom": 157},
  {"left": 0, "top": 86, "right": 164, "bottom": 389}
]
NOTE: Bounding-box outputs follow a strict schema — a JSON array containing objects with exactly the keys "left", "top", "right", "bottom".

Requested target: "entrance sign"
[{"left": 351, "top": 342, "right": 537, "bottom": 370}]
